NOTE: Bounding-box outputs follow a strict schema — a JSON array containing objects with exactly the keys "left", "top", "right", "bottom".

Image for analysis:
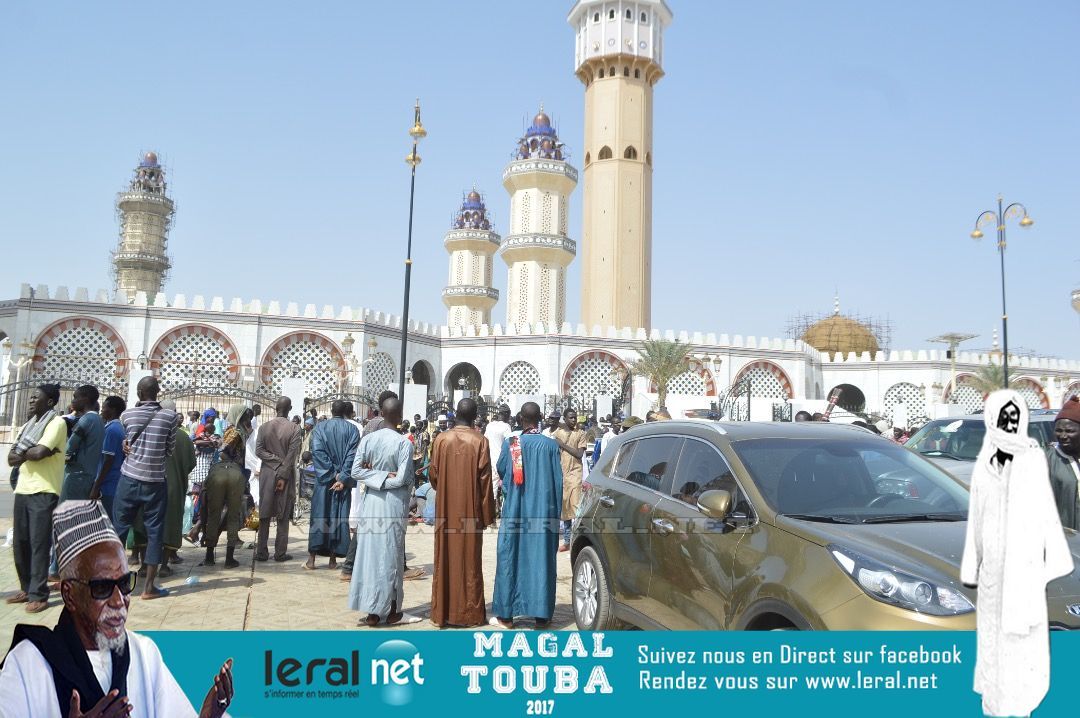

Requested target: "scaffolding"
[{"left": 786, "top": 305, "right": 893, "bottom": 357}]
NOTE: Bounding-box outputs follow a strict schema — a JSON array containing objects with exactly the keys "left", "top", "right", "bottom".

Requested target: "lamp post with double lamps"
[
  {"left": 398, "top": 100, "right": 427, "bottom": 400},
  {"left": 970, "top": 196, "right": 1033, "bottom": 388}
]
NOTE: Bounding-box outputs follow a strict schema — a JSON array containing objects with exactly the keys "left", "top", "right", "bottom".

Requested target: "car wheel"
[{"left": 573, "top": 546, "right": 621, "bottom": 630}]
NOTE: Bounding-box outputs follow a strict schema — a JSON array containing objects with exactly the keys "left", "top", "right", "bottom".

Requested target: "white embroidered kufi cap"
[{"left": 53, "top": 501, "right": 123, "bottom": 573}]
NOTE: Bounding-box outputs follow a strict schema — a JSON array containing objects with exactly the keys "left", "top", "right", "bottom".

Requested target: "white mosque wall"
[{"left": 3, "top": 284, "right": 1079, "bottom": 419}]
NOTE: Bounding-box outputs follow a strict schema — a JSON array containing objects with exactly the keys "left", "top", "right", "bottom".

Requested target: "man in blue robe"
[
  {"left": 492, "top": 401, "right": 563, "bottom": 629},
  {"left": 305, "top": 400, "right": 359, "bottom": 571},
  {"left": 347, "top": 399, "right": 419, "bottom": 626}
]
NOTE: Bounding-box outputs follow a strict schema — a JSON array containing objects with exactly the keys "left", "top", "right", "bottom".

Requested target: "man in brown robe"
[
  {"left": 428, "top": 398, "right": 496, "bottom": 627},
  {"left": 553, "top": 408, "right": 588, "bottom": 551},
  {"left": 254, "top": 397, "right": 302, "bottom": 562}
]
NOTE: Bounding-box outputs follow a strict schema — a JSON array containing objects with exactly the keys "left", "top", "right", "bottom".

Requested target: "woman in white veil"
[{"left": 961, "top": 389, "right": 1073, "bottom": 717}]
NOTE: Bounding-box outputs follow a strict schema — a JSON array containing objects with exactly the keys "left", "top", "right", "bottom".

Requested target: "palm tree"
[
  {"left": 963, "top": 362, "right": 1021, "bottom": 397},
  {"left": 627, "top": 339, "right": 692, "bottom": 411}
]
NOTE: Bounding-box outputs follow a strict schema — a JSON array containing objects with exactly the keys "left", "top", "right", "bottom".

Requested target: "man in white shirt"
[
  {"left": 0, "top": 501, "right": 234, "bottom": 718},
  {"left": 483, "top": 405, "right": 513, "bottom": 484}
]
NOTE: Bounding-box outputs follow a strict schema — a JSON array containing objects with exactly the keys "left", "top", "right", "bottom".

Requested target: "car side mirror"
[{"left": 697, "top": 490, "right": 733, "bottom": 520}]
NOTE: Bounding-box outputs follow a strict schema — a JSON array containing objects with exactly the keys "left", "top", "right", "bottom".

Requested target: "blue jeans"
[
  {"left": 113, "top": 476, "right": 168, "bottom": 566},
  {"left": 561, "top": 519, "right": 572, "bottom": 546}
]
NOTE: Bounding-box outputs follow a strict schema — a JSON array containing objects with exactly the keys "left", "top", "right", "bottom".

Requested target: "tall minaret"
[
  {"left": 502, "top": 109, "right": 578, "bottom": 330},
  {"left": 569, "top": 1, "right": 672, "bottom": 331},
  {"left": 113, "top": 151, "right": 175, "bottom": 301},
  {"left": 443, "top": 190, "right": 500, "bottom": 329}
]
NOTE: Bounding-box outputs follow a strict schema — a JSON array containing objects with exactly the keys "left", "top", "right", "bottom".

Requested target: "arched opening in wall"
[
  {"left": 733, "top": 361, "right": 795, "bottom": 400},
  {"left": 149, "top": 323, "right": 241, "bottom": 390},
  {"left": 943, "top": 374, "right": 984, "bottom": 414},
  {"left": 445, "top": 362, "right": 482, "bottom": 396},
  {"left": 410, "top": 360, "right": 434, "bottom": 394},
  {"left": 598, "top": 146, "right": 613, "bottom": 160},
  {"left": 625, "top": 9, "right": 632, "bottom": 20},
  {"left": 1013, "top": 377, "right": 1050, "bottom": 409},
  {"left": 593, "top": 11, "right": 599, "bottom": 22},
  {"left": 609, "top": 66, "right": 616, "bottom": 77},
  {"left": 623, "top": 66, "right": 629, "bottom": 77},
  {"left": 598, "top": 68, "right": 605, "bottom": 79},
  {"left": 585, "top": 152, "right": 591, "bottom": 166},
  {"left": 624, "top": 146, "right": 638, "bottom": 160},
  {"left": 608, "top": 9, "right": 615, "bottom": 20},
  {"left": 645, "top": 151, "right": 652, "bottom": 166},
  {"left": 649, "top": 359, "right": 717, "bottom": 397},
  {"left": 641, "top": 11, "right": 649, "bottom": 23},
  {"left": 561, "top": 350, "right": 630, "bottom": 408},
  {"left": 882, "top": 383, "right": 926, "bottom": 428},
  {"left": 634, "top": 68, "right": 641, "bottom": 79},
  {"left": 259, "top": 330, "right": 347, "bottom": 397},
  {"left": 1066, "top": 383, "right": 1080, "bottom": 403},
  {"left": 827, "top": 384, "right": 866, "bottom": 413},
  {"left": 499, "top": 361, "right": 541, "bottom": 400},
  {"left": 31, "top": 316, "right": 129, "bottom": 386}
]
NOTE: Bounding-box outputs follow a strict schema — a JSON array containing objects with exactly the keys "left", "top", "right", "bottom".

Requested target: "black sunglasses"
[{"left": 64, "top": 571, "right": 138, "bottom": 600}]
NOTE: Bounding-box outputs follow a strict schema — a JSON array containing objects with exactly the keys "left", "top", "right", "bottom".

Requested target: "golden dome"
[{"left": 801, "top": 315, "right": 880, "bottom": 356}]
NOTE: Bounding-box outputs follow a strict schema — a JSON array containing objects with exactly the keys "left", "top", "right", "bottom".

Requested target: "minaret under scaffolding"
[
  {"left": 113, "top": 151, "right": 175, "bottom": 301},
  {"left": 443, "top": 189, "right": 501, "bottom": 328}
]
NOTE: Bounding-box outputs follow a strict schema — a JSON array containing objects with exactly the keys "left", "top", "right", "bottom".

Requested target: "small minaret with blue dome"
[
  {"left": 501, "top": 107, "right": 578, "bottom": 330},
  {"left": 443, "top": 189, "right": 501, "bottom": 329}
]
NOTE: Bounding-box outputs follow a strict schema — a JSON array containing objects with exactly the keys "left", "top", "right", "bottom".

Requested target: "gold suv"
[{"left": 570, "top": 420, "right": 1080, "bottom": 630}]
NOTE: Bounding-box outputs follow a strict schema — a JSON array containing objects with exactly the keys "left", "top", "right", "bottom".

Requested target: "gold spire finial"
[{"left": 409, "top": 98, "right": 427, "bottom": 142}]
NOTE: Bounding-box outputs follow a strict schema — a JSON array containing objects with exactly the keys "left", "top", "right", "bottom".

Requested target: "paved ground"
[{"left": 0, "top": 470, "right": 577, "bottom": 651}]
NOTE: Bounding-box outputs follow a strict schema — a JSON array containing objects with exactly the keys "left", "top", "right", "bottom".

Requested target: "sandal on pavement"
[
  {"left": 488, "top": 616, "right": 514, "bottom": 629},
  {"left": 141, "top": 587, "right": 170, "bottom": 600},
  {"left": 5, "top": 592, "right": 29, "bottom": 605},
  {"left": 386, "top": 612, "right": 422, "bottom": 626}
]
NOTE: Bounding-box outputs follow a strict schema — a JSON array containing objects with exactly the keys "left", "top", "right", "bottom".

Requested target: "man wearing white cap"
[{"left": 0, "top": 501, "right": 234, "bottom": 717}]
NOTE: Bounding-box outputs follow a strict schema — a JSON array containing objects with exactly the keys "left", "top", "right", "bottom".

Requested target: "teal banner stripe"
[{"left": 146, "top": 631, "right": 1079, "bottom": 717}]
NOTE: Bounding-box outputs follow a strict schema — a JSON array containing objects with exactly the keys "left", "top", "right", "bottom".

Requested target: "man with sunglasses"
[{"left": 0, "top": 501, "right": 235, "bottom": 717}]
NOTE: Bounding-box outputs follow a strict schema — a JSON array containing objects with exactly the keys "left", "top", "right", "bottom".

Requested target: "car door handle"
[
  {"left": 598, "top": 495, "right": 615, "bottom": 508},
  {"left": 651, "top": 518, "right": 675, "bottom": 534}
]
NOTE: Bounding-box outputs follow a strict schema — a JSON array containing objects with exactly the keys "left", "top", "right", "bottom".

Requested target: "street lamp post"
[
  {"left": 398, "top": 99, "right": 427, "bottom": 401},
  {"left": 970, "top": 196, "right": 1033, "bottom": 388}
]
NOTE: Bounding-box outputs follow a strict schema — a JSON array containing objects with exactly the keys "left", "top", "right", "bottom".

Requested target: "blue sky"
[{"left": 1, "top": 1, "right": 1077, "bottom": 357}]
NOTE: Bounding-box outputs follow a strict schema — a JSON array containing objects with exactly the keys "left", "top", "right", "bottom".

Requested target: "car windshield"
[
  {"left": 731, "top": 437, "right": 969, "bottom": 522},
  {"left": 905, "top": 418, "right": 1052, "bottom": 460}
]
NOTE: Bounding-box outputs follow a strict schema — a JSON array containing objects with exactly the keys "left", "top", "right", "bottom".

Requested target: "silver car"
[{"left": 904, "top": 414, "right": 1057, "bottom": 485}]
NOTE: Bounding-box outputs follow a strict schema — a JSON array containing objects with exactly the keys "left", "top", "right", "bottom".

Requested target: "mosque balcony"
[
  {"left": 113, "top": 251, "right": 170, "bottom": 267},
  {"left": 502, "top": 159, "right": 578, "bottom": 194},
  {"left": 444, "top": 229, "right": 502, "bottom": 252},
  {"left": 442, "top": 286, "right": 499, "bottom": 310},
  {"left": 442, "top": 285, "right": 499, "bottom": 300},
  {"left": 116, "top": 191, "right": 175, "bottom": 210},
  {"left": 500, "top": 234, "right": 577, "bottom": 263}
]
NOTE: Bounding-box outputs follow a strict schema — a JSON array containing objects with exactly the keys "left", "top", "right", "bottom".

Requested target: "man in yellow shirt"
[{"left": 6, "top": 384, "right": 68, "bottom": 613}]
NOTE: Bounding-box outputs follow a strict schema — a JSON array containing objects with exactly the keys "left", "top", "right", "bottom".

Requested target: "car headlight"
[{"left": 828, "top": 544, "right": 974, "bottom": 616}]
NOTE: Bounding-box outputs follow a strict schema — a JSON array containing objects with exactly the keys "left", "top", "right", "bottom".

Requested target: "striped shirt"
[{"left": 119, "top": 401, "right": 178, "bottom": 483}]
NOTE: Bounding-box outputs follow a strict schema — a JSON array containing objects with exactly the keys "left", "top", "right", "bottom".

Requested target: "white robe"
[
  {"left": 0, "top": 631, "right": 201, "bottom": 718},
  {"left": 961, "top": 390, "right": 1074, "bottom": 717},
  {"left": 484, "top": 420, "right": 511, "bottom": 481}
]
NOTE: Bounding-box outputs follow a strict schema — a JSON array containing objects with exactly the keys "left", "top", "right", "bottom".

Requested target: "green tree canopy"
[{"left": 627, "top": 339, "right": 692, "bottom": 411}]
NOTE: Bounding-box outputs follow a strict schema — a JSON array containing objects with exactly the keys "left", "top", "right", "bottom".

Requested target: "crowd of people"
[
  {"left": 7, "top": 377, "right": 1080, "bottom": 632},
  {"left": 2, "top": 377, "right": 608, "bottom": 628}
]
